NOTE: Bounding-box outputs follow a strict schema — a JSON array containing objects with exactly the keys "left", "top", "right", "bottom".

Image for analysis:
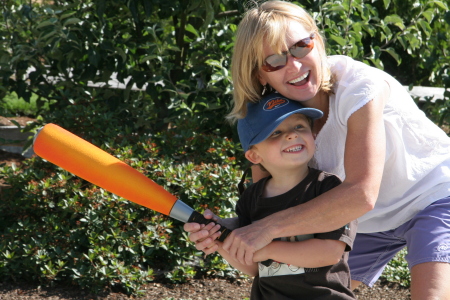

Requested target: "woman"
[{"left": 185, "top": 1, "right": 450, "bottom": 298}]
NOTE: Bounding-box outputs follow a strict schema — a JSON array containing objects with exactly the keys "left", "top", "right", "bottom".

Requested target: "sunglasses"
[{"left": 262, "top": 33, "right": 315, "bottom": 72}]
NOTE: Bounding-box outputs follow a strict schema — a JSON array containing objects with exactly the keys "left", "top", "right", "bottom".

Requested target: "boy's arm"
[
  {"left": 216, "top": 242, "right": 259, "bottom": 277},
  {"left": 254, "top": 239, "right": 347, "bottom": 268}
]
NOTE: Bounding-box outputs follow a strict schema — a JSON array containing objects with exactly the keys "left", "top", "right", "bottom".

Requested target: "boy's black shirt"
[{"left": 236, "top": 168, "right": 357, "bottom": 300}]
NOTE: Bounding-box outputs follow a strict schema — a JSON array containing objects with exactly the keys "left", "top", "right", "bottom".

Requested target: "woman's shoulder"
[
  {"left": 327, "top": 56, "right": 387, "bottom": 121},
  {"left": 328, "top": 55, "right": 381, "bottom": 84}
]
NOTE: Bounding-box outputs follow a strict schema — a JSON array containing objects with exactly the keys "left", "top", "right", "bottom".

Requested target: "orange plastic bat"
[{"left": 33, "top": 123, "right": 230, "bottom": 241}]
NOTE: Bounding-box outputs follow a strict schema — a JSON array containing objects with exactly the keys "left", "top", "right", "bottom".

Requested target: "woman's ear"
[{"left": 245, "top": 149, "right": 262, "bottom": 165}]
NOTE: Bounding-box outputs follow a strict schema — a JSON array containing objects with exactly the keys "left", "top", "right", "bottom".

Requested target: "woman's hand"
[{"left": 222, "top": 218, "right": 274, "bottom": 265}]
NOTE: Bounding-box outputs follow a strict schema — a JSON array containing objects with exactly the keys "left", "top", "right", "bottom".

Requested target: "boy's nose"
[{"left": 286, "top": 131, "right": 298, "bottom": 140}]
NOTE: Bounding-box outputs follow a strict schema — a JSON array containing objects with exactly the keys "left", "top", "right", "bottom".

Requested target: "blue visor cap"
[{"left": 237, "top": 92, "right": 323, "bottom": 152}]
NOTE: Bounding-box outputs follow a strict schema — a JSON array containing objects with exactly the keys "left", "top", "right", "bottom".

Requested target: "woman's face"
[{"left": 258, "top": 20, "right": 322, "bottom": 105}]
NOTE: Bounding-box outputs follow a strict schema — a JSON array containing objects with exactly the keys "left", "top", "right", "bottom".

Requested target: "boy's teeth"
[
  {"left": 286, "top": 146, "right": 303, "bottom": 152},
  {"left": 289, "top": 71, "right": 309, "bottom": 84}
]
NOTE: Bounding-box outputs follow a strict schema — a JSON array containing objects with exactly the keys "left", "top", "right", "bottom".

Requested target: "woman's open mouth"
[{"left": 288, "top": 71, "right": 310, "bottom": 86}]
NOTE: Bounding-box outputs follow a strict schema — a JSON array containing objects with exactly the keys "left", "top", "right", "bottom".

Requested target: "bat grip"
[{"left": 188, "top": 211, "right": 232, "bottom": 242}]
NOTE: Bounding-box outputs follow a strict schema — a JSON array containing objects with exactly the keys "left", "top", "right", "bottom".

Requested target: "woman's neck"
[{"left": 312, "top": 91, "right": 329, "bottom": 134}]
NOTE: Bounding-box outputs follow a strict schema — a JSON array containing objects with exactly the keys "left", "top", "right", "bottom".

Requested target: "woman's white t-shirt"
[{"left": 310, "top": 55, "right": 450, "bottom": 233}]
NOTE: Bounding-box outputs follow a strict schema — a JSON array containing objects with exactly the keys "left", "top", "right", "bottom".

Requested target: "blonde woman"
[{"left": 185, "top": 1, "right": 450, "bottom": 299}]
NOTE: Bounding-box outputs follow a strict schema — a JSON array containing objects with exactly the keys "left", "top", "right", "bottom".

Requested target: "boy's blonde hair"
[{"left": 227, "top": 1, "right": 333, "bottom": 123}]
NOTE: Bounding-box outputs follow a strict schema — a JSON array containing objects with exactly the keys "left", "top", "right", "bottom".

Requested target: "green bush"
[
  {"left": 382, "top": 249, "right": 411, "bottom": 287},
  {"left": 1, "top": 0, "right": 449, "bottom": 135},
  {"left": 1, "top": 92, "right": 39, "bottom": 117},
  {"left": 0, "top": 120, "right": 244, "bottom": 295},
  {"left": 0, "top": 0, "right": 238, "bottom": 136}
]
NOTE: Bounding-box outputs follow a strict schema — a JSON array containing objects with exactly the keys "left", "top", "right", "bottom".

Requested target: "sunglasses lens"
[
  {"left": 290, "top": 37, "right": 314, "bottom": 59},
  {"left": 263, "top": 54, "right": 287, "bottom": 72},
  {"left": 262, "top": 34, "right": 315, "bottom": 72}
]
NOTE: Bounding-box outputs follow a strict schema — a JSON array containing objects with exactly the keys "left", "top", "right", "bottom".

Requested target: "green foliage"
[
  {"left": 303, "top": 0, "right": 450, "bottom": 85},
  {"left": 0, "top": 92, "right": 51, "bottom": 117},
  {"left": 415, "top": 91, "right": 450, "bottom": 131},
  {"left": 1, "top": 0, "right": 449, "bottom": 128},
  {"left": 0, "top": 0, "right": 238, "bottom": 135},
  {"left": 382, "top": 249, "right": 411, "bottom": 287},
  {"left": 0, "top": 120, "right": 244, "bottom": 294}
]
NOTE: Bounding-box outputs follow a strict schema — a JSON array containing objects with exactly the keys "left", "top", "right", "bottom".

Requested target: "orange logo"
[{"left": 264, "top": 98, "right": 288, "bottom": 110}]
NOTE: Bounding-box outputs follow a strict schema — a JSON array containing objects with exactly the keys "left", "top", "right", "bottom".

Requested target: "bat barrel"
[{"left": 33, "top": 123, "right": 178, "bottom": 216}]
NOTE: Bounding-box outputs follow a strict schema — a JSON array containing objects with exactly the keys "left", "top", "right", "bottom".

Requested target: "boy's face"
[{"left": 245, "top": 114, "right": 315, "bottom": 172}]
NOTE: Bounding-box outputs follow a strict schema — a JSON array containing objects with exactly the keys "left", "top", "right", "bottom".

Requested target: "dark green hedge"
[{"left": 0, "top": 118, "right": 245, "bottom": 294}]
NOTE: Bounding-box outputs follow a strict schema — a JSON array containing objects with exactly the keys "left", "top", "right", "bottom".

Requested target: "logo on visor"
[{"left": 263, "top": 98, "right": 289, "bottom": 111}]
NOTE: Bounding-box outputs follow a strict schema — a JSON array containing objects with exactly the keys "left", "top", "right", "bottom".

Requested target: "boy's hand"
[{"left": 183, "top": 209, "right": 222, "bottom": 255}]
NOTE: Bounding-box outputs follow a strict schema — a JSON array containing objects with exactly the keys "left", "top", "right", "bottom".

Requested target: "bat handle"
[{"left": 187, "top": 211, "right": 232, "bottom": 242}]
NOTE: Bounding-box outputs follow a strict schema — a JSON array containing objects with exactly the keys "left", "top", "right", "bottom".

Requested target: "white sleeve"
[{"left": 329, "top": 56, "right": 386, "bottom": 126}]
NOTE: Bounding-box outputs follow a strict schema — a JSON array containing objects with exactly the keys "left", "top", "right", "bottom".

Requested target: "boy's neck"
[{"left": 263, "top": 165, "right": 310, "bottom": 198}]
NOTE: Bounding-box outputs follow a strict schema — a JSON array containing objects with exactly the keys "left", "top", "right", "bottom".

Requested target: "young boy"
[{"left": 206, "top": 92, "right": 357, "bottom": 299}]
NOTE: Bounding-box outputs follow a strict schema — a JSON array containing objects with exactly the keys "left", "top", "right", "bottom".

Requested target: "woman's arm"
[
  {"left": 254, "top": 239, "right": 347, "bottom": 268},
  {"left": 222, "top": 83, "right": 389, "bottom": 265},
  {"left": 216, "top": 243, "right": 259, "bottom": 277}
]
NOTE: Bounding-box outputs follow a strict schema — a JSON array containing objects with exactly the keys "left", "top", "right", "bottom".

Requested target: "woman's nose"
[{"left": 286, "top": 54, "right": 302, "bottom": 70}]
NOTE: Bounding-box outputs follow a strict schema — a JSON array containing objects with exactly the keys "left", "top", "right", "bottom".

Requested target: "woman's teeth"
[{"left": 289, "top": 71, "right": 309, "bottom": 84}]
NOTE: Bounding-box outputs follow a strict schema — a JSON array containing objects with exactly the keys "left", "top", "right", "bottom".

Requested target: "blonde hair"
[{"left": 227, "top": 1, "right": 333, "bottom": 123}]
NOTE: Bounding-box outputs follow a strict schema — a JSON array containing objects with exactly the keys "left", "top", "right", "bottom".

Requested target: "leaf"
[
  {"left": 60, "top": 11, "right": 77, "bottom": 20},
  {"left": 206, "top": 59, "right": 222, "bottom": 68},
  {"left": 185, "top": 24, "right": 199, "bottom": 37},
  {"left": 384, "top": 14, "right": 405, "bottom": 30},
  {"left": 368, "top": 57, "right": 384, "bottom": 70},
  {"left": 201, "top": 0, "right": 214, "bottom": 31},
  {"left": 329, "top": 35, "right": 347, "bottom": 46},
  {"left": 139, "top": 55, "right": 159, "bottom": 64},
  {"left": 403, "top": 33, "right": 420, "bottom": 50},
  {"left": 383, "top": 47, "right": 401, "bottom": 65},
  {"left": 351, "top": 22, "right": 362, "bottom": 35},
  {"left": 63, "top": 18, "right": 81, "bottom": 27},
  {"left": 115, "top": 47, "right": 127, "bottom": 63},
  {"left": 431, "top": 0, "right": 448, "bottom": 10},
  {"left": 36, "top": 20, "right": 55, "bottom": 29},
  {"left": 417, "top": 20, "right": 432, "bottom": 36},
  {"left": 383, "top": 0, "right": 391, "bottom": 9},
  {"left": 323, "top": 2, "right": 346, "bottom": 13},
  {"left": 187, "top": 0, "right": 203, "bottom": 13},
  {"left": 422, "top": 9, "right": 434, "bottom": 22}
]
